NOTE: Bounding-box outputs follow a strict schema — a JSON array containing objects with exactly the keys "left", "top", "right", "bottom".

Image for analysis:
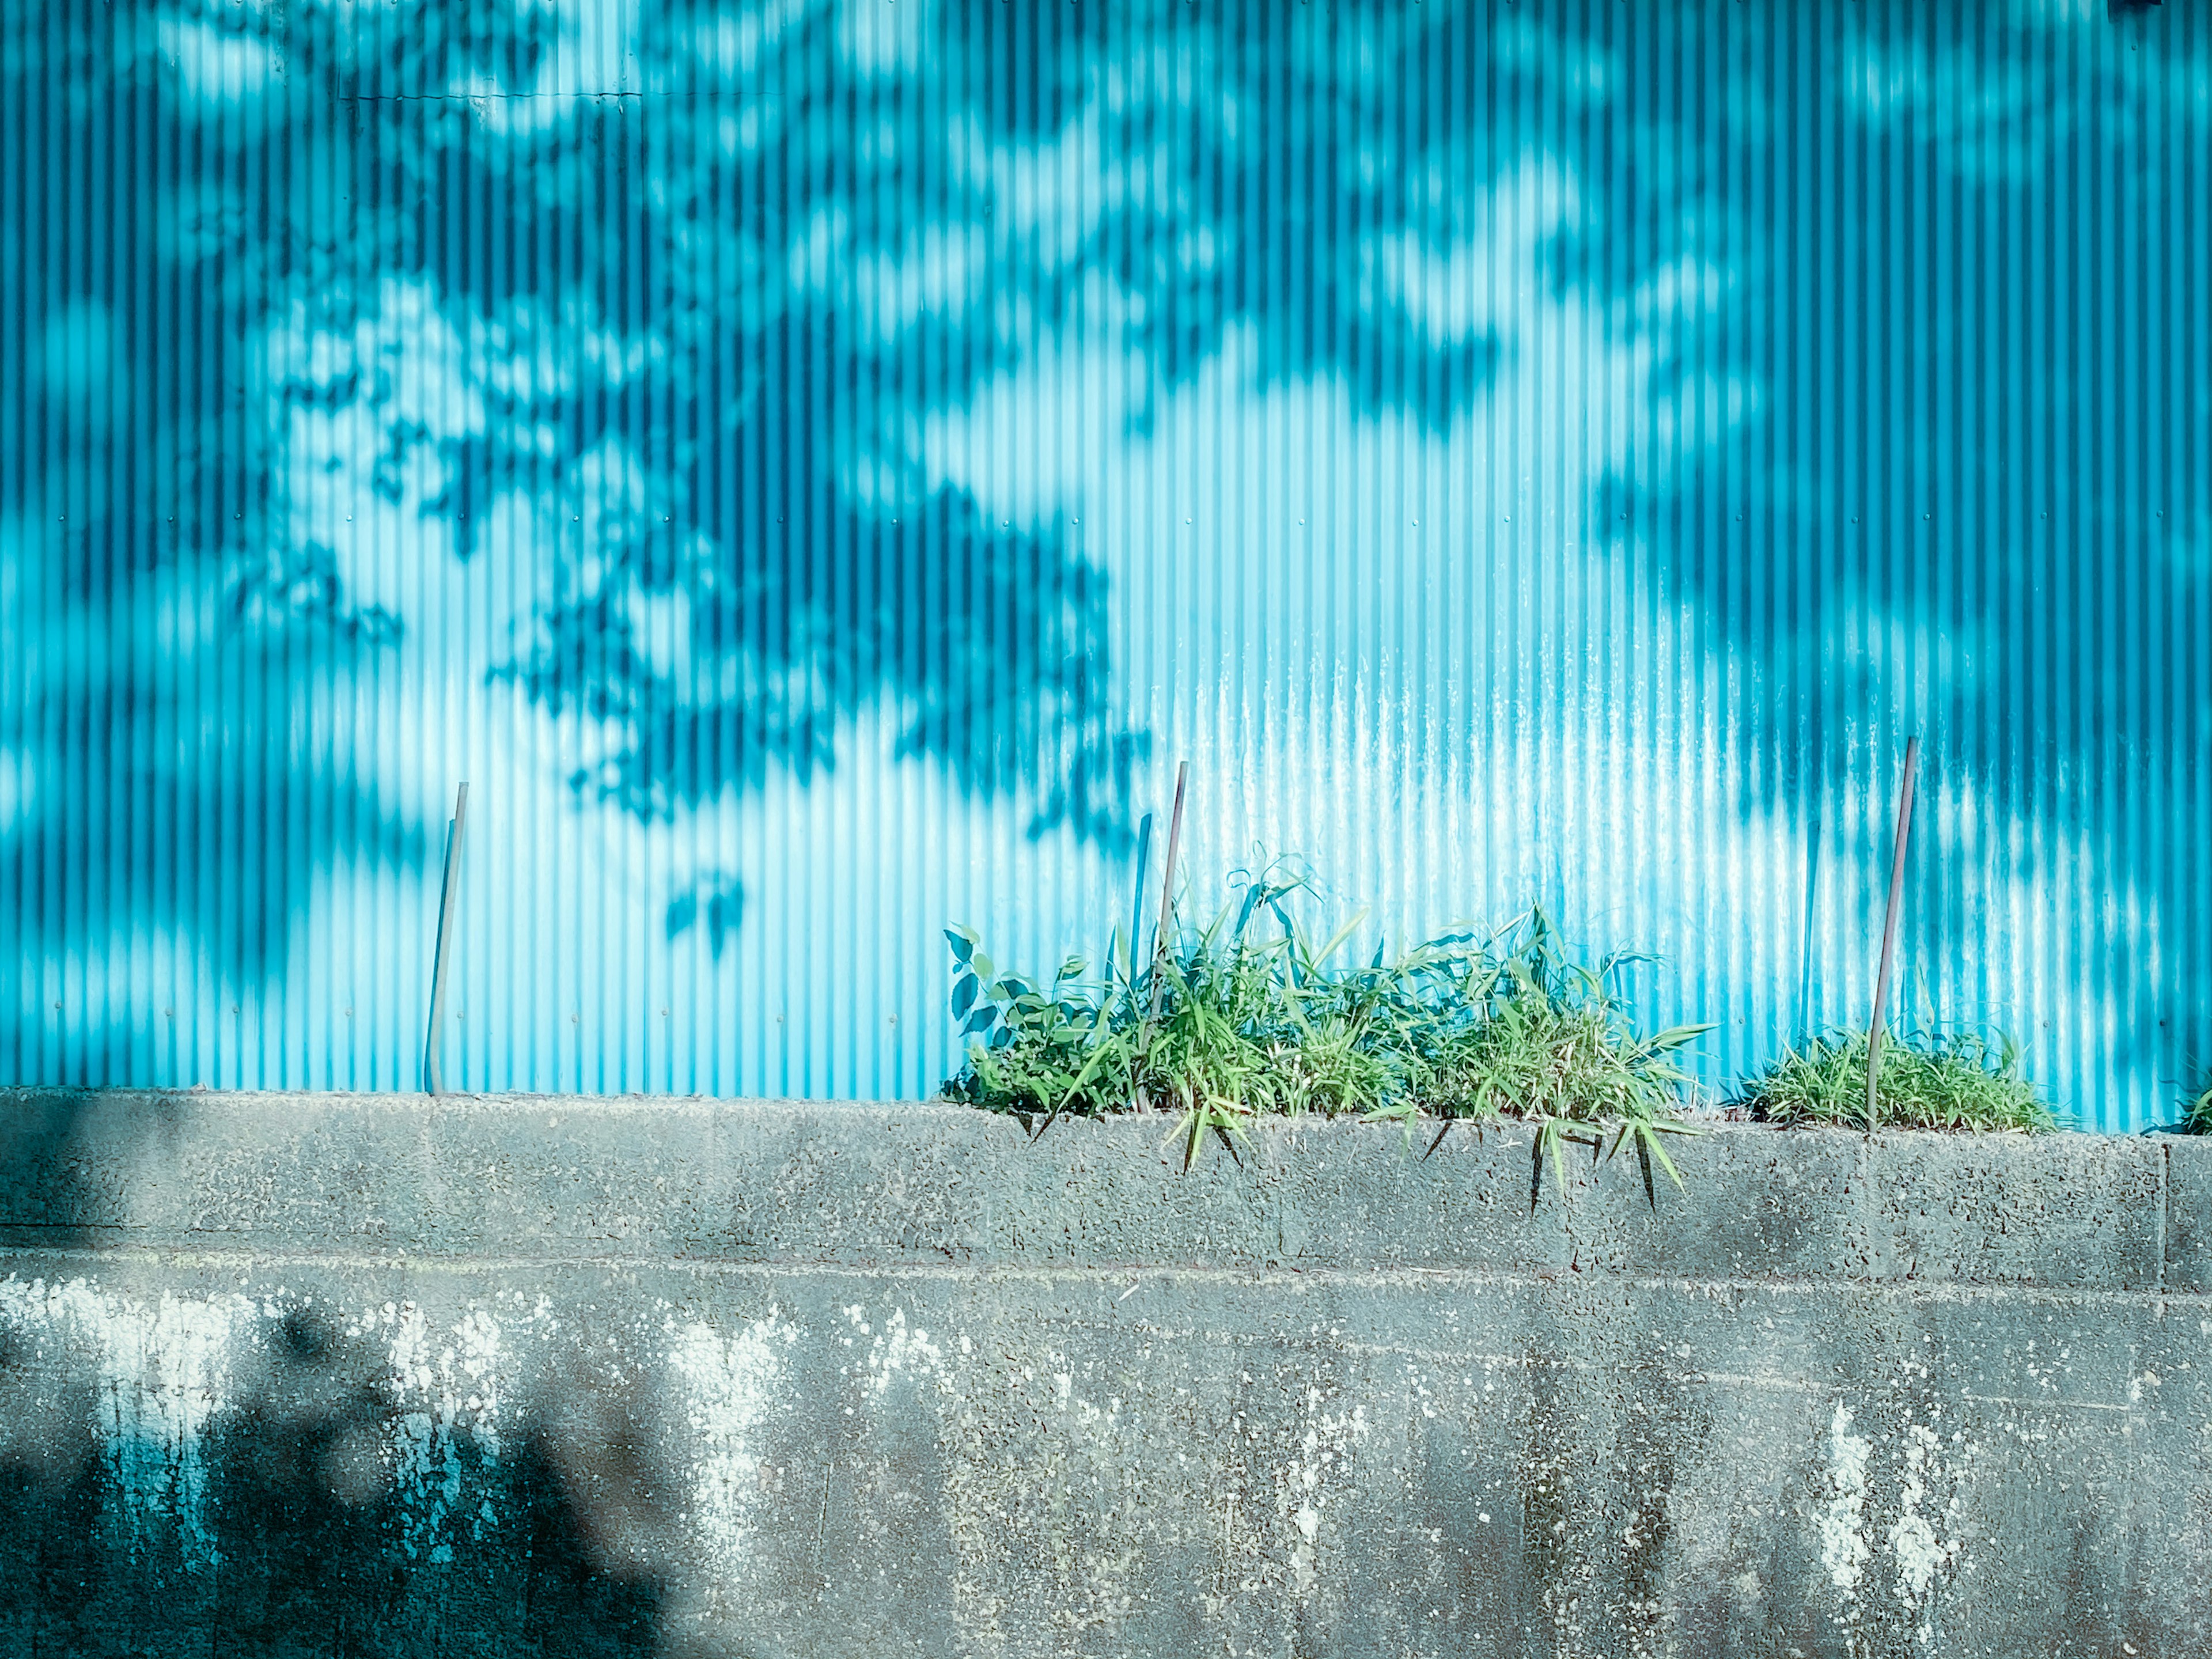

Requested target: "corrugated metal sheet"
[{"left": 3, "top": 0, "right": 2206, "bottom": 1126}]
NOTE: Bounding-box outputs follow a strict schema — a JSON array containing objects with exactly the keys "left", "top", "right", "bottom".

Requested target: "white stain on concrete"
[
  {"left": 1279, "top": 1387, "right": 1370, "bottom": 1596},
  {"left": 388, "top": 1305, "right": 461, "bottom": 1562},
  {"left": 0, "top": 1275, "right": 251, "bottom": 1563},
  {"left": 1818, "top": 1402, "right": 1874, "bottom": 1595},
  {"left": 1888, "top": 1419, "right": 1962, "bottom": 1643},
  {"left": 347, "top": 1297, "right": 543, "bottom": 1563},
  {"left": 664, "top": 1309, "right": 798, "bottom": 1577},
  {"left": 848, "top": 1304, "right": 945, "bottom": 1397}
]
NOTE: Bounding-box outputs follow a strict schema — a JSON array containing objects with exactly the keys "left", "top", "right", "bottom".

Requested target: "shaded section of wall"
[
  {"left": 1, "top": 1093, "right": 2209, "bottom": 1656},
  {"left": 0, "top": 1412, "right": 662, "bottom": 1658}
]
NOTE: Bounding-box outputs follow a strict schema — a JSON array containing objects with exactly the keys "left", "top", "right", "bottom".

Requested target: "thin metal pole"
[
  {"left": 1866, "top": 739, "right": 1919, "bottom": 1132},
  {"left": 1136, "top": 763, "right": 1190, "bottom": 1112},
  {"left": 1152, "top": 763, "right": 1190, "bottom": 975},
  {"left": 424, "top": 782, "right": 469, "bottom": 1096},
  {"left": 1147, "top": 760, "right": 1190, "bottom": 995}
]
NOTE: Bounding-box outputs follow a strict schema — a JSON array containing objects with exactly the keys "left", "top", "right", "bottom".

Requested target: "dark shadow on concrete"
[
  {"left": 0, "top": 1088, "right": 104, "bottom": 1252},
  {"left": 0, "top": 1407, "right": 665, "bottom": 1656},
  {"left": 0, "top": 1088, "right": 668, "bottom": 1655}
]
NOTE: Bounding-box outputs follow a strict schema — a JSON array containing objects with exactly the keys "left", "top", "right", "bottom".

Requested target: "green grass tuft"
[
  {"left": 940, "top": 865, "right": 1709, "bottom": 1192},
  {"left": 2183, "top": 1076, "right": 2212, "bottom": 1135},
  {"left": 1740, "top": 1028, "right": 2056, "bottom": 1133}
]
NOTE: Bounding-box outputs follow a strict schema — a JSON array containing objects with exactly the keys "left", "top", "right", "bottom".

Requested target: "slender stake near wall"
[
  {"left": 423, "top": 782, "right": 470, "bottom": 1096},
  {"left": 1136, "top": 762, "right": 1190, "bottom": 1112},
  {"left": 1865, "top": 738, "right": 1919, "bottom": 1135},
  {"left": 1149, "top": 762, "right": 1190, "bottom": 991}
]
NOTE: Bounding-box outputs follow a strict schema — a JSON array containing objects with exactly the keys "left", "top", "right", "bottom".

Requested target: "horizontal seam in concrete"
[
  {"left": 0, "top": 1251, "right": 2172, "bottom": 1421},
  {"left": 5, "top": 1245, "right": 2209, "bottom": 1312}
]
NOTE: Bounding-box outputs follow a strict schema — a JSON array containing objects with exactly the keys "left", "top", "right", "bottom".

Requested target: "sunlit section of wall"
[{"left": 1, "top": 0, "right": 2205, "bottom": 1127}]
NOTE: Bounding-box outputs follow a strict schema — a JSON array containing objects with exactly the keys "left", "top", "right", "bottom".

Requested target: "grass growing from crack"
[
  {"left": 940, "top": 865, "right": 1709, "bottom": 1196},
  {"left": 1739, "top": 1029, "right": 2056, "bottom": 1132}
]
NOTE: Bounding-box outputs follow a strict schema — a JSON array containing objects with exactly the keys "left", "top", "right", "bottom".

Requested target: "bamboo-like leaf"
[
  {"left": 1641, "top": 1122, "right": 1685, "bottom": 1188},
  {"left": 1054, "top": 1004, "right": 1124, "bottom": 1115},
  {"left": 1308, "top": 906, "right": 1372, "bottom": 972},
  {"left": 1642, "top": 1023, "right": 1715, "bottom": 1053}
]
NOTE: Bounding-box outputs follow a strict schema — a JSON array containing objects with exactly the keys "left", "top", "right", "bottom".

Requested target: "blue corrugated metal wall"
[{"left": 3, "top": 0, "right": 2206, "bottom": 1126}]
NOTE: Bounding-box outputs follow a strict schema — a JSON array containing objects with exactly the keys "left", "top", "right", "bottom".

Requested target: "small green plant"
[
  {"left": 1740, "top": 1028, "right": 2056, "bottom": 1132},
  {"left": 941, "top": 866, "right": 1710, "bottom": 1199},
  {"left": 1391, "top": 911, "right": 1711, "bottom": 1200},
  {"left": 2183, "top": 1075, "right": 2212, "bottom": 1135},
  {"left": 940, "top": 868, "right": 1422, "bottom": 1162}
]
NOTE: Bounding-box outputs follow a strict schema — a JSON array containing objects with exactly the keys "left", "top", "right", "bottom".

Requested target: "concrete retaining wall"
[{"left": 2, "top": 1091, "right": 2207, "bottom": 1657}]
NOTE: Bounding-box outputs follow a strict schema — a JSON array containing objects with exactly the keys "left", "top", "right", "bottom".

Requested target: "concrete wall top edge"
[{"left": 1, "top": 1092, "right": 2202, "bottom": 1293}]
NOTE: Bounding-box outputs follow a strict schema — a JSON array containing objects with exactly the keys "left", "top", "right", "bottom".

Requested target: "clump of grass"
[
  {"left": 940, "top": 866, "right": 1709, "bottom": 1195},
  {"left": 2183, "top": 1077, "right": 2212, "bottom": 1135},
  {"left": 1402, "top": 912, "right": 1711, "bottom": 1196},
  {"left": 1740, "top": 1028, "right": 2056, "bottom": 1132}
]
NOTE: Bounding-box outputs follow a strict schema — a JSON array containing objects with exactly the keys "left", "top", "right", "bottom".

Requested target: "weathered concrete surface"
[{"left": 1, "top": 1090, "right": 2207, "bottom": 1657}]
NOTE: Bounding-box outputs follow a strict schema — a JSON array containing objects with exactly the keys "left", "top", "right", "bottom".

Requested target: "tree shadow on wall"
[
  {"left": 7, "top": 0, "right": 2205, "bottom": 1104},
  {"left": 0, "top": 0, "right": 1717, "bottom": 1063}
]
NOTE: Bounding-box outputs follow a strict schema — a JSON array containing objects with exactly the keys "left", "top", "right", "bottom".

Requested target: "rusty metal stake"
[
  {"left": 1865, "top": 738, "right": 1919, "bottom": 1134},
  {"left": 1136, "top": 762, "right": 1190, "bottom": 1112},
  {"left": 423, "top": 782, "right": 469, "bottom": 1096},
  {"left": 1152, "top": 762, "right": 1190, "bottom": 982}
]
